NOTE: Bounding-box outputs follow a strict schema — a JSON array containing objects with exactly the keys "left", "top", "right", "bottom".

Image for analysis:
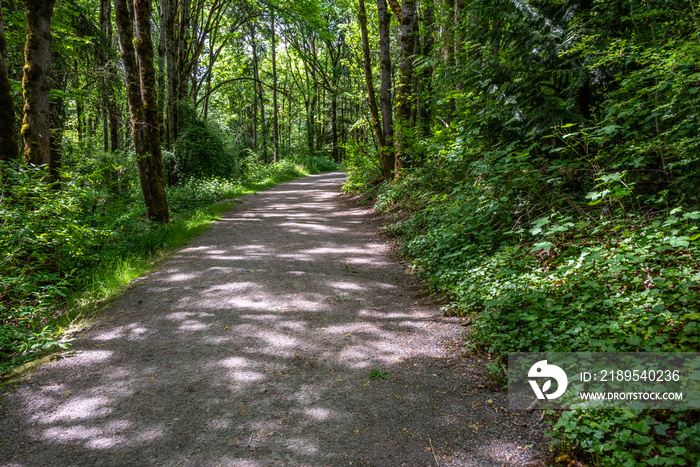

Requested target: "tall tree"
[
  {"left": 393, "top": 0, "right": 416, "bottom": 176},
  {"left": 114, "top": 0, "right": 169, "bottom": 222},
  {"left": 359, "top": 0, "right": 391, "bottom": 179},
  {"left": 377, "top": 0, "right": 394, "bottom": 166},
  {"left": 418, "top": 0, "right": 434, "bottom": 137},
  {"left": 21, "top": 0, "right": 56, "bottom": 173},
  {"left": 0, "top": 2, "right": 17, "bottom": 163},
  {"left": 250, "top": 22, "right": 268, "bottom": 162},
  {"left": 271, "top": 7, "right": 279, "bottom": 162},
  {"left": 161, "top": 0, "right": 177, "bottom": 148}
]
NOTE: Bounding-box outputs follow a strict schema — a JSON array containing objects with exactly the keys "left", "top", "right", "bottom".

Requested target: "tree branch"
[
  {"left": 195, "top": 77, "right": 290, "bottom": 108},
  {"left": 387, "top": 0, "right": 402, "bottom": 23}
]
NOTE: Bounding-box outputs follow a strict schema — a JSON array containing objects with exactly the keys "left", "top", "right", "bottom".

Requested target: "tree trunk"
[
  {"left": 394, "top": 0, "right": 416, "bottom": 176},
  {"left": 110, "top": 107, "right": 119, "bottom": 151},
  {"left": 387, "top": 0, "right": 402, "bottom": 22},
  {"left": 100, "top": 0, "right": 112, "bottom": 152},
  {"left": 163, "top": 0, "right": 177, "bottom": 148},
  {"left": 156, "top": 0, "right": 167, "bottom": 138},
  {"left": 410, "top": 12, "right": 420, "bottom": 127},
  {"left": 177, "top": 0, "right": 190, "bottom": 104},
  {"left": 454, "top": 0, "right": 463, "bottom": 99},
  {"left": 76, "top": 94, "right": 83, "bottom": 141},
  {"left": 203, "top": 31, "right": 214, "bottom": 119},
  {"left": 251, "top": 23, "right": 267, "bottom": 162},
  {"left": 443, "top": 0, "right": 455, "bottom": 117},
  {"left": 249, "top": 25, "right": 258, "bottom": 151},
  {"left": 114, "top": 0, "right": 169, "bottom": 222},
  {"left": 309, "top": 74, "right": 320, "bottom": 156},
  {"left": 359, "top": 0, "right": 391, "bottom": 178},
  {"left": 377, "top": 0, "right": 394, "bottom": 165},
  {"left": 271, "top": 8, "right": 279, "bottom": 162},
  {"left": 0, "top": 2, "right": 18, "bottom": 162},
  {"left": 340, "top": 94, "right": 346, "bottom": 158},
  {"left": 419, "top": 0, "right": 434, "bottom": 137},
  {"left": 49, "top": 83, "right": 64, "bottom": 183},
  {"left": 170, "top": 0, "right": 190, "bottom": 143},
  {"left": 331, "top": 93, "right": 338, "bottom": 162},
  {"left": 251, "top": 90, "right": 257, "bottom": 150},
  {"left": 21, "top": 0, "right": 56, "bottom": 172},
  {"left": 107, "top": 6, "right": 120, "bottom": 153}
]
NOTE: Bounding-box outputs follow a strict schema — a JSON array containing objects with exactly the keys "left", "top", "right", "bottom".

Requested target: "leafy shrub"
[
  {"left": 292, "top": 155, "right": 340, "bottom": 173},
  {"left": 0, "top": 162, "right": 113, "bottom": 364},
  {"left": 550, "top": 409, "right": 699, "bottom": 466},
  {"left": 167, "top": 177, "right": 244, "bottom": 212},
  {"left": 244, "top": 159, "right": 307, "bottom": 183},
  {"left": 343, "top": 134, "right": 700, "bottom": 465},
  {"left": 341, "top": 140, "right": 382, "bottom": 194},
  {"left": 170, "top": 106, "right": 241, "bottom": 181}
]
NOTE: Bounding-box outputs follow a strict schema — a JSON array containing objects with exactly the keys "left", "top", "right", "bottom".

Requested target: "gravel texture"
[{"left": 0, "top": 172, "right": 546, "bottom": 466}]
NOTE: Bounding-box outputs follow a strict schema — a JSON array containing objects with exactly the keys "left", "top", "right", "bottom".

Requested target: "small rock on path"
[{"left": 0, "top": 172, "right": 545, "bottom": 466}]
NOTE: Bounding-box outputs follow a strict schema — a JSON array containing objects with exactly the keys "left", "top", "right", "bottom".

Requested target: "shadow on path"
[{"left": 0, "top": 172, "right": 544, "bottom": 466}]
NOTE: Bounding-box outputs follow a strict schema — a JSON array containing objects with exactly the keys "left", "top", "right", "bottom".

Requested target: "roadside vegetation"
[
  {"left": 0, "top": 143, "right": 338, "bottom": 376},
  {"left": 344, "top": 1, "right": 700, "bottom": 465},
  {"left": 2, "top": 0, "right": 698, "bottom": 464},
  {"left": 345, "top": 147, "right": 699, "bottom": 465}
]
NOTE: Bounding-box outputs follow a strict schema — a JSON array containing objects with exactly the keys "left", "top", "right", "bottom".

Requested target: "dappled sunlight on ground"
[{"left": 0, "top": 172, "right": 544, "bottom": 466}]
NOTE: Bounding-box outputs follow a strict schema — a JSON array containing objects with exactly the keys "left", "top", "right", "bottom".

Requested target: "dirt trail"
[{"left": 1, "top": 172, "right": 544, "bottom": 466}]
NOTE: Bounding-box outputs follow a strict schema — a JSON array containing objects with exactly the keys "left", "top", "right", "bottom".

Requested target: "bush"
[
  {"left": 293, "top": 155, "right": 341, "bottom": 173},
  {"left": 0, "top": 161, "right": 114, "bottom": 365},
  {"left": 341, "top": 140, "right": 383, "bottom": 195},
  {"left": 550, "top": 409, "right": 699, "bottom": 466},
  {"left": 170, "top": 106, "right": 241, "bottom": 181},
  {"left": 166, "top": 177, "right": 244, "bottom": 212},
  {"left": 343, "top": 133, "right": 700, "bottom": 465}
]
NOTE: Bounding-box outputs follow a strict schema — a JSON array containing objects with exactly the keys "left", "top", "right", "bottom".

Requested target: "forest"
[{"left": 1, "top": 0, "right": 699, "bottom": 465}]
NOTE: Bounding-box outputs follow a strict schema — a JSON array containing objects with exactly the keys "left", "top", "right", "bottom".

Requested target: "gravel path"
[{"left": 1, "top": 172, "right": 545, "bottom": 466}]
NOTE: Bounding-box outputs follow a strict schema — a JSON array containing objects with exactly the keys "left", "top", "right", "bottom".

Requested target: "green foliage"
[
  {"left": 243, "top": 156, "right": 339, "bottom": 185},
  {"left": 369, "top": 369, "right": 388, "bottom": 380},
  {"left": 550, "top": 409, "right": 699, "bottom": 466},
  {"left": 243, "top": 158, "right": 308, "bottom": 183},
  {"left": 292, "top": 155, "right": 341, "bottom": 174},
  {"left": 341, "top": 140, "right": 382, "bottom": 195},
  {"left": 170, "top": 105, "right": 243, "bottom": 181},
  {"left": 350, "top": 149, "right": 700, "bottom": 463},
  {"left": 0, "top": 161, "right": 110, "bottom": 368},
  {"left": 0, "top": 155, "right": 337, "bottom": 375},
  {"left": 344, "top": 1, "right": 700, "bottom": 462},
  {"left": 167, "top": 177, "right": 245, "bottom": 212}
]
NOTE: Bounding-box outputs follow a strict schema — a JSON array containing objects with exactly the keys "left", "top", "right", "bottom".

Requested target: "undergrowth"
[
  {"left": 343, "top": 138, "right": 700, "bottom": 466},
  {"left": 0, "top": 155, "right": 339, "bottom": 376}
]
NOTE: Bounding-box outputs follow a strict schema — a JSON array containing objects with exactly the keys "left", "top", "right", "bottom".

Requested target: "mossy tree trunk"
[
  {"left": 394, "top": 0, "right": 417, "bottom": 177},
  {"left": 21, "top": 0, "right": 56, "bottom": 173},
  {"left": 114, "top": 0, "right": 169, "bottom": 223},
  {"left": 377, "top": 0, "right": 394, "bottom": 171},
  {"left": 0, "top": 2, "right": 18, "bottom": 164},
  {"left": 359, "top": 0, "right": 391, "bottom": 179},
  {"left": 161, "top": 0, "right": 176, "bottom": 149},
  {"left": 418, "top": 0, "right": 434, "bottom": 138}
]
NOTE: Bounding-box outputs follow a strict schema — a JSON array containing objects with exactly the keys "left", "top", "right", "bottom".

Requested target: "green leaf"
[
  {"left": 630, "top": 419, "right": 651, "bottom": 434},
  {"left": 533, "top": 241, "right": 554, "bottom": 252}
]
